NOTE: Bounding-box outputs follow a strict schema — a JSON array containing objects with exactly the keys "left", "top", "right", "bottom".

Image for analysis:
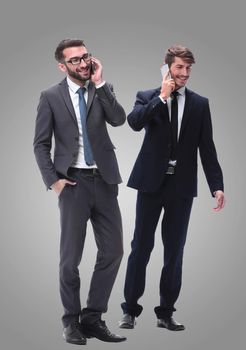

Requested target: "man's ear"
[{"left": 58, "top": 62, "right": 67, "bottom": 73}]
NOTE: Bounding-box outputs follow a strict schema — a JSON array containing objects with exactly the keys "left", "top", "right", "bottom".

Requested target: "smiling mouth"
[{"left": 77, "top": 66, "right": 90, "bottom": 73}]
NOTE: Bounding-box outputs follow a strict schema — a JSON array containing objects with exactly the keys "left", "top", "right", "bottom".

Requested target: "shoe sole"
[
  {"left": 64, "top": 339, "right": 87, "bottom": 345},
  {"left": 119, "top": 323, "right": 134, "bottom": 329},
  {"left": 157, "top": 324, "right": 185, "bottom": 331},
  {"left": 83, "top": 332, "right": 126, "bottom": 342},
  {"left": 63, "top": 335, "right": 87, "bottom": 345}
]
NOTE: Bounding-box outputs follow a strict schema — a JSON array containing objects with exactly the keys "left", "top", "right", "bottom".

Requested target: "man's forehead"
[
  {"left": 63, "top": 46, "right": 87, "bottom": 57},
  {"left": 172, "top": 57, "right": 191, "bottom": 66}
]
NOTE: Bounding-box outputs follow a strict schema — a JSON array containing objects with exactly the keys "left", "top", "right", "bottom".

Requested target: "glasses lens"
[
  {"left": 83, "top": 53, "right": 91, "bottom": 63},
  {"left": 70, "top": 57, "right": 80, "bottom": 65},
  {"left": 67, "top": 54, "right": 91, "bottom": 65}
]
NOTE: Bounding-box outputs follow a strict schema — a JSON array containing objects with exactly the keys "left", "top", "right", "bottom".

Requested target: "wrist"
[
  {"left": 160, "top": 93, "right": 168, "bottom": 101},
  {"left": 51, "top": 179, "right": 61, "bottom": 189},
  {"left": 159, "top": 95, "right": 167, "bottom": 104},
  {"left": 94, "top": 79, "right": 104, "bottom": 87},
  {"left": 213, "top": 190, "right": 223, "bottom": 197}
]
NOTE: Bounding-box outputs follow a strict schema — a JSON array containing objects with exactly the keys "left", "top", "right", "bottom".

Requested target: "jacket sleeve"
[
  {"left": 33, "top": 92, "right": 59, "bottom": 189},
  {"left": 127, "top": 91, "right": 166, "bottom": 131},
  {"left": 95, "top": 83, "right": 126, "bottom": 126},
  {"left": 199, "top": 99, "right": 224, "bottom": 196}
]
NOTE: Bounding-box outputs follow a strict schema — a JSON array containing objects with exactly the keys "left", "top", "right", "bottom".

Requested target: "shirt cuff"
[
  {"left": 95, "top": 81, "right": 106, "bottom": 89},
  {"left": 159, "top": 95, "right": 167, "bottom": 104}
]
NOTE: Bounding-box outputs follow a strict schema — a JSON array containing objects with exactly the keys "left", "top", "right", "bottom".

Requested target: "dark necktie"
[
  {"left": 170, "top": 90, "right": 179, "bottom": 160},
  {"left": 77, "top": 87, "right": 94, "bottom": 166}
]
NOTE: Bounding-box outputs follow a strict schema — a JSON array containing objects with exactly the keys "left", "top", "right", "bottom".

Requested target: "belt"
[
  {"left": 69, "top": 167, "right": 100, "bottom": 176},
  {"left": 166, "top": 165, "right": 175, "bottom": 175}
]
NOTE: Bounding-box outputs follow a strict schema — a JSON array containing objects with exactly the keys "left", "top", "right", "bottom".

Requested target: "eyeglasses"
[{"left": 65, "top": 53, "right": 92, "bottom": 66}]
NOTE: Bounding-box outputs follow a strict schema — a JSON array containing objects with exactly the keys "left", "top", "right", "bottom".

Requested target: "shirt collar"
[
  {"left": 67, "top": 76, "right": 89, "bottom": 94},
  {"left": 176, "top": 86, "right": 186, "bottom": 96}
]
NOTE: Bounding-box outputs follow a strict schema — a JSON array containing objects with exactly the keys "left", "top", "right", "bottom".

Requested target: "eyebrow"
[
  {"left": 175, "top": 64, "right": 192, "bottom": 68},
  {"left": 68, "top": 56, "right": 81, "bottom": 60}
]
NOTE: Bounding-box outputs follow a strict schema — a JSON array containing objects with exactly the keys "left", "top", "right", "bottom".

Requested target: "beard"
[{"left": 66, "top": 63, "right": 91, "bottom": 83}]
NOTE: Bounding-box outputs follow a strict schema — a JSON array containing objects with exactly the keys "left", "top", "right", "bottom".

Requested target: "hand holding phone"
[
  {"left": 159, "top": 64, "right": 175, "bottom": 100},
  {"left": 90, "top": 57, "right": 103, "bottom": 85}
]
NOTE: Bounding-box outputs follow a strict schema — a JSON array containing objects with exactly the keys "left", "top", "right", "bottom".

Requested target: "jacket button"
[
  {"left": 73, "top": 153, "right": 77, "bottom": 157},
  {"left": 75, "top": 136, "right": 79, "bottom": 141}
]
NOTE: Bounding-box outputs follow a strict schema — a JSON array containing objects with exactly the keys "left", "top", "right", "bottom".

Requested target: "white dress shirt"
[
  {"left": 67, "top": 77, "right": 97, "bottom": 168},
  {"left": 159, "top": 86, "right": 186, "bottom": 165}
]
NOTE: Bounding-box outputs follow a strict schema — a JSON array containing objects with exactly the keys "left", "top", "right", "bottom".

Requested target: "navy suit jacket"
[{"left": 127, "top": 87, "right": 224, "bottom": 197}]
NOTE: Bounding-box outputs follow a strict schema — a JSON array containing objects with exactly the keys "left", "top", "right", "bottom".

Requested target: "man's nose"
[
  {"left": 79, "top": 59, "right": 87, "bottom": 68},
  {"left": 181, "top": 67, "right": 189, "bottom": 76}
]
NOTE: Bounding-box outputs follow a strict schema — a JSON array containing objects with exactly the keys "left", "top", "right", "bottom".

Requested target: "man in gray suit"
[{"left": 34, "top": 39, "right": 126, "bottom": 345}]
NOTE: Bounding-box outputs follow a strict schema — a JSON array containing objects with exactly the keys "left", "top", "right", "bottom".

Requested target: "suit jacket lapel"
[
  {"left": 179, "top": 88, "right": 192, "bottom": 140},
  {"left": 59, "top": 78, "right": 77, "bottom": 124},
  {"left": 87, "top": 82, "right": 96, "bottom": 115}
]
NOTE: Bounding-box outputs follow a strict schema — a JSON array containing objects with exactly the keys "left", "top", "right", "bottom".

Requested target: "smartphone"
[
  {"left": 160, "top": 64, "right": 170, "bottom": 78},
  {"left": 90, "top": 62, "right": 96, "bottom": 75}
]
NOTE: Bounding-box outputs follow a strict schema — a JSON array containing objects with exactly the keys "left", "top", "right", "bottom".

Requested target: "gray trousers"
[{"left": 58, "top": 168, "right": 123, "bottom": 327}]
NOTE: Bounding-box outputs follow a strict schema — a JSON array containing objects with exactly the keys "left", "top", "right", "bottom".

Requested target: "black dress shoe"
[
  {"left": 118, "top": 313, "right": 136, "bottom": 329},
  {"left": 157, "top": 317, "right": 185, "bottom": 331},
  {"left": 82, "top": 320, "right": 127, "bottom": 342},
  {"left": 63, "top": 320, "right": 87, "bottom": 345}
]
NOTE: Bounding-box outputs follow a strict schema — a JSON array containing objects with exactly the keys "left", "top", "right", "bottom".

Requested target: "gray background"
[{"left": 0, "top": 0, "right": 245, "bottom": 349}]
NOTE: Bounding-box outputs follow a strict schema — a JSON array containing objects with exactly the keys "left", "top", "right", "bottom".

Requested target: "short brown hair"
[
  {"left": 165, "top": 44, "right": 195, "bottom": 67},
  {"left": 54, "top": 39, "right": 86, "bottom": 62}
]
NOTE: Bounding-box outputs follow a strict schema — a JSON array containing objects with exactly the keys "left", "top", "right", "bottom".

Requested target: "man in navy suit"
[{"left": 119, "top": 45, "right": 225, "bottom": 331}]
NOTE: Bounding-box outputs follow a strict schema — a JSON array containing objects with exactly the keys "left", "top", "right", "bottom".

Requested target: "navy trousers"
[{"left": 121, "top": 174, "right": 193, "bottom": 318}]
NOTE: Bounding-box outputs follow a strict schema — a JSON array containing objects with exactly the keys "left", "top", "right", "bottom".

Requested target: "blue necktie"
[{"left": 77, "top": 87, "right": 94, "bottom": 166}]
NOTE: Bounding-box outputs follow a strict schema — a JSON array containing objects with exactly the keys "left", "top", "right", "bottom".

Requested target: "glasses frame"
[{"left": 64, "top": 53, "right": 92, "bottom": 66}]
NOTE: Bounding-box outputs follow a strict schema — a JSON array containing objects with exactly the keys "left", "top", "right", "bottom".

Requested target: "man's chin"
[
  {"left": 68, "top": 71, "right": 91, "bottom": 83},
  {"left": 79, "top": 73, "right": 91, "bottom": 81},
  {"left": 73, "top": 75, "right": 90, "bottom": 83},
  {"left": 80, "top": 77, "right": 90, "bottom": 83},
  {"left": 176, "top": 79, "right": 188, "bottom": 88},
  {"left": 175, "top": 82, "right": 186, "bottom": 89}
]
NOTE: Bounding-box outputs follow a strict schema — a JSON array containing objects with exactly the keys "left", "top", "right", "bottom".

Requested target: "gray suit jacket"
[{"left": 34, "top": 78, "right": 126, "bottom": 188}]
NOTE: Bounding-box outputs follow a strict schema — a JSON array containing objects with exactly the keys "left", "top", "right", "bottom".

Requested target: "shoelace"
[{"left": 98, "top": 320, "right": 113, "bottom": 336}]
